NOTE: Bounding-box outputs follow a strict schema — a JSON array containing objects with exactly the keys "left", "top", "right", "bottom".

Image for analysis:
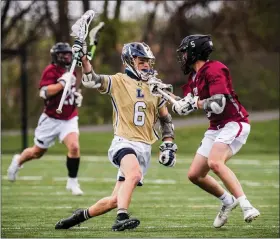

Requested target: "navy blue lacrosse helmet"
[
  {"left": 121, "top": 42, "right": 155, "bottom": 81},
  {"left": 177, "top": 34, "right": 213, "bottom": 74},
  {"left": 50, "top": 42, "right": 72, "bottom": 67}
]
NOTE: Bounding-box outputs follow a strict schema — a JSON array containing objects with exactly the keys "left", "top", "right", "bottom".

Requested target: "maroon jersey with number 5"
[
  {"left": 39, "top": 64, "right": 78, "bottom": 120},
  {"left": 181, "top": 60, "right": 249, "bottom": 130}
]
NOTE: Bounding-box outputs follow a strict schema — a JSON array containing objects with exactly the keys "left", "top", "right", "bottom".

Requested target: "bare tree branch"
[
  {"left": 2, "top": 0, "right": 36, "bottom": 40},
  {"left": 141, "top": 1, "right": 159, "bottom": 43},
  {"left": 44, "top": 0, "right": 59, "bottom": 41},
  {"left": 114, "top": 0, "right": 122, "bottom": 20},
  {"left": 1, "top": 0, "right": 11, "bottom": 30}
]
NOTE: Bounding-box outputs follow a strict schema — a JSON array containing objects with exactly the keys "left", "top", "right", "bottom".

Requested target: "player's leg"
[
  {"left": 59, "top": 116, "right": 83, "bottom": 195},
  {"left": 188, "top": 153, "right": 226, "bottom": 197},
  {"left": 55, "top": 181, "right": 121, "bottom": 229},
  {"left": 7, "top": 145, "right": 47, "bottom": 182},
  {"left": 111, "top": 153, "right": 141, "bottom": 231},
  {"left": 208, "top": 122, "right": 260, "bottom": 225},
  {"left": 7, "top": 113, "right": 55, "bottom": 182},
  {"left": 188, "top": 131, "right": 238, "bottom": 228}
]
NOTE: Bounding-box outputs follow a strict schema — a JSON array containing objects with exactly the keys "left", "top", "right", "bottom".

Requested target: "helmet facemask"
[
  {"left": 122, "top": 42, "right": 157, "bottom": 81},
  {"left": 176, "top": 34, "right": 213, "bottom": 75},
  {"left": 177, "top": 49, "right": 194, "bottom": 75},
  {"left": 56, "top": 52, "right": 72, "bottom": 67},
  {"left": 50, "top": 42, "right": 73, "bottom": 68}
]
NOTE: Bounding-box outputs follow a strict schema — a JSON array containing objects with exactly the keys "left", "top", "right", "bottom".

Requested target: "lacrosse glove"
[
  {"left": 158, "top": 141, "right": 177, "bottom": 167},
  {"left": 72, "top": 39, "right": 92, "bottom": 67}
]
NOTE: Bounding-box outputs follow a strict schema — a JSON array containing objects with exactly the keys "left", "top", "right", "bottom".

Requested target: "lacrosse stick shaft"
[
  {"left": 157, "top": 88, "right": 179, "bottom": 107},
  {"left": 56, "top": 54, "right": 78, "bottom": 114}
]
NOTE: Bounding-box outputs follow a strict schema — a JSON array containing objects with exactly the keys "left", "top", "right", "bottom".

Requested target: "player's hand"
[
  {"left": 72, "top": 40, "right": 92, "bottom": 67},
  {"left": 172, "top": 93, "right": 199, "bottom": 116},
  {"left": 158, "top": 141, "right": 177, "bottom": 167},
  {"left": 57, "top": 72, "right": 76, "bottom": 88},
  {"left": 74, "top": 90, "right": 83, "bottom": 107},
  {"left": 148, "top": 78, "right": 173, "bottom": 97}
]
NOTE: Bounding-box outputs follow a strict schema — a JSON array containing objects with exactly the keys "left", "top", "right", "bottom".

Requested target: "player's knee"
[
  {"left": 68, "top": 142, "right": 80, "bottom": 156},
  {"left": 127, "top": 172, "right": 142, "bottom": 186},
  {"left": 187, "top": 171, "right": 200, "bottom": 184},
  {"left": 208, "top": 160, "right": 221, "bottom": 174},
  {"left": 32, "top": 148, "right": 45, "bottom": 159}
]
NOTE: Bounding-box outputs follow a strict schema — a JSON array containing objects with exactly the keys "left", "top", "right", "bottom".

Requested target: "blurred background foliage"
[{"left": 1, "top": 0, "right": 279, "bottom": 129}]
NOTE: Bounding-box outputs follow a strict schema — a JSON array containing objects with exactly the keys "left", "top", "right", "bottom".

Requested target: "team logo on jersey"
[
  {"left": 136, "top": 88, "right": 144, "bottom": 98},
  {"left": 193, "top": 87, "right": 198, "bottom": 96}
]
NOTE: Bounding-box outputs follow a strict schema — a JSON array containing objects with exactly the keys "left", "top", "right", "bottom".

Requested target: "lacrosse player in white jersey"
[{"left": 55, "top": 41, "right": 178, "bottom": 231}]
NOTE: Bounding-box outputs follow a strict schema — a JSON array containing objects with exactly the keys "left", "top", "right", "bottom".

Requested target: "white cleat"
[
  {"left": 7, "top": 154, "right": 21, "bottom": 182},
  {"left": 213, "top": 197, "right": 239, "bottom": 228},
  {"left": 243, "top": 207, "right": 260, "bottom": 223},
  {"left": 66, "top": 178, "right": 84, "bottom": 196}
]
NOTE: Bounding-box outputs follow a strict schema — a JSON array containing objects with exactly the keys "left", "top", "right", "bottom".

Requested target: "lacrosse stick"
[
  {"left": 89, "top": 22, "right": 105, "bottom": 57},
  {"left": 56, "top": 10, "right": 95, "bottom": 114},
  {"left": 157, "top": 88, "right": 180, "bottom": 108}
]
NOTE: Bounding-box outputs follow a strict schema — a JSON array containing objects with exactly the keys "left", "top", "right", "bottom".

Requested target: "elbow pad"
[
  {"left": 39, "top": 86, "right": 48, "bottom": 99},
  {"left": 82, "top": 69, "right": 102, "bottom": 88},
  {"left": 203, "top": 94, "right": 226, "bottom": 114},
  {"left": 159, "top": 113, "right": 175, "bottom": 140}
]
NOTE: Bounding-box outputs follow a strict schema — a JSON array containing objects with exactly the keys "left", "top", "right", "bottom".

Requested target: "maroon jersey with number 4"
[
  {"left": 181, "top": 60, "right": 249, "bottom": 130},
  {"left": 39, "top": 64, "right": 78, "bottom": 120}
]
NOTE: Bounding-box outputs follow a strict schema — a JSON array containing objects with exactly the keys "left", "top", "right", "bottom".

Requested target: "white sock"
[
  {"left": 219, "top": 191, "right": 234, "bottom": 206},
  {"left": 238, "top": 195, "right": 252, "bottom": 209}
]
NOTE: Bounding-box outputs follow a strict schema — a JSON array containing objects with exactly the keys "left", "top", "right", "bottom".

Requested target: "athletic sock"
[
  {"left": 219, "top": 191, "right": 234, "bottom": 206},
  {"left": 117, "top": 208, "right": 129, "bottom": 220},
  {"left": 237, "top": 195, "right": 253, "bottom": 209},
  {"left": 76, "top": 208, "right": 93, "bottom": 222},
  {"left": 66, "top": 156, "right": 80, "bottom": 178}
]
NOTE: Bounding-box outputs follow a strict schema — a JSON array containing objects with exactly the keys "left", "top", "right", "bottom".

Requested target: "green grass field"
[{"left": 1, "top": 120, "right": 279, "bottom": 238}]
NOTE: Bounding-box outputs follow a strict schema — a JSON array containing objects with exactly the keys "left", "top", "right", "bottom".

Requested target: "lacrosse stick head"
[
  {"left": 89, "top": 22, "right": 105, "bottom": 46},
  {"left": 121, "top": 42, "right": 156, "bottom": 81},
  {"left": 70, "top": 10, "right": 96, "bottom": 41}
]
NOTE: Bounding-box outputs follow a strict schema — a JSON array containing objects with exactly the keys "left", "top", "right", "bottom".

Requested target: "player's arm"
[
  {"left": 39, "top": 72, "right": 75, "bottom": 100},
  {"left": 157, "top": 105, "right": 177, "bottom": 167},
  {"left": 173, "top": 71, "right": 227, "bottom": 115},
  {"left": 79, "top": 55, "right": 104, "bottom": 89}
]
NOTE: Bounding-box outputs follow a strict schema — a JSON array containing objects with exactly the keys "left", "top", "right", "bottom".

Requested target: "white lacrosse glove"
[
  {"left": 158, "top": 141, "right": 178, "bottom": 167},
  {"left": 74, "top": 91, "right": 83, "bottom": 107},
  {"left": 148, "top": 78, "right": 173, "bottom": 97},
  {"left": 72, "top": 40, "right": 92, "bottom": 67},
  {"left": 172, "top": 93, "right": 199, "bottom": 116},
  {"left": 57, "top": 72, "right": 76, "bottom": 88}
]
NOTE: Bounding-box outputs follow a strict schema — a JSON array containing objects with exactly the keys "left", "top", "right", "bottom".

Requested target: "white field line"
[
  {"left": 2, "top": 175, "right": 279, "bottom": 187},
  {"left": 2, "top": 224, "right": 279, "bottom": 230},
  {"left": 18, "top": 155, "right": 278, "bottom": 166},
  {"left": 3, "top": 204, "right": 278, "bottom": 211}
]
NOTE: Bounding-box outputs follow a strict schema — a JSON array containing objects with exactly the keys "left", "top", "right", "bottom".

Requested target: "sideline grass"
[
  {"left": 1, "top": 153, "right": 279, "bottom": 238},
  {"left": 2, "top": 120, "right": 279, "bottom": 155}
]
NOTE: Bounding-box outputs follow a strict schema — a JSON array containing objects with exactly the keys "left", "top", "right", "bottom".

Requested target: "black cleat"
[
  {"left": 55, "top": 209, "right": 84, "bottom": 229},
  {"left": 112, "top": 218, "right": 140, "bottom": 231}
]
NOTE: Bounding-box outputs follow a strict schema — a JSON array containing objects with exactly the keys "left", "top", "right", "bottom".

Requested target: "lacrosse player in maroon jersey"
[
  {"left": 169, "top": 35, "right": 260, "bottom": 227},
  {"left": 7, "top": 42, "right": 84, "bottom": 196}
]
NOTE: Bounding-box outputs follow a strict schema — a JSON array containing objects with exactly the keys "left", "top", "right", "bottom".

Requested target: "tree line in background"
[{"left": 1, "top": 0, "right": 279, "bottom": 129}]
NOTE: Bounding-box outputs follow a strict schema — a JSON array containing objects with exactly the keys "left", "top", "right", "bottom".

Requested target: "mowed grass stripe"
[{"left": 1, "top": 153, "right": 279, "bottom": 238}]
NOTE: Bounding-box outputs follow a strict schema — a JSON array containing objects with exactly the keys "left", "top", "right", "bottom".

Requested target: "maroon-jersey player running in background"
[
  {"left": 170, "top": 35, "right": 260, "bottom": 227},
  {"left": 7, "top": 42, "right": 84, "bottom": 196}
]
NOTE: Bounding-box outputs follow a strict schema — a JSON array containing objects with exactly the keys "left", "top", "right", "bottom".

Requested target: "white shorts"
[
  {"left": 108, "top": 136, "right": 152, "bottom": 185},
  {"left": 34, "top": 113, "right": 79, "bottom": 149},
  {"left": 197, "top": 122, "right": 251, "bottom": 158}
]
